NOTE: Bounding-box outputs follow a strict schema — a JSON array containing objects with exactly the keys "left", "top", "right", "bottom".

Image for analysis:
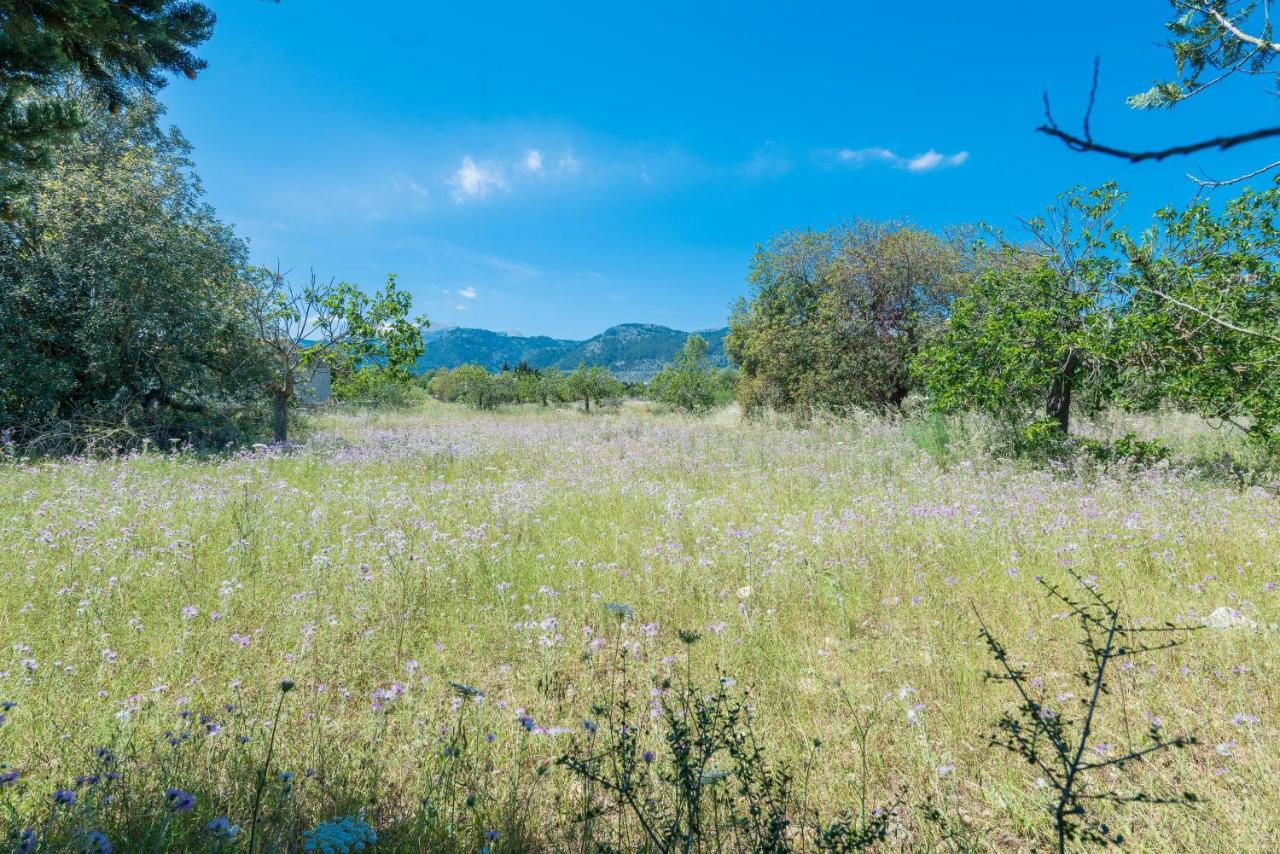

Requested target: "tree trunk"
[
  {"left": 272, "top": 389, "right": 289, "bottom": 443},
  {"left": 584, "top": 395, "right": 591, "bottom": 412},
  {"left": 1045, "top": 375, "right": 1072, "bottom": 435}
]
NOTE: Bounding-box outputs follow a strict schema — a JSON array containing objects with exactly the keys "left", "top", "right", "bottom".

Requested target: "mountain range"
[{"left": 414, "top": 323, "right": 731, "bottom": 382}]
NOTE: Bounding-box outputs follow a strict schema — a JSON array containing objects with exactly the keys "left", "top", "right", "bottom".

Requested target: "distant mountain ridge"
[{"left": 415, "top": 323, "right": 731, "bottom": 382}]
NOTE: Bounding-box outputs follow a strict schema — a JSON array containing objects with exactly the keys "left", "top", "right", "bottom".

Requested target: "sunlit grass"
[{"left": 1, "top": 402, "right": 1276, "bottom": 851}]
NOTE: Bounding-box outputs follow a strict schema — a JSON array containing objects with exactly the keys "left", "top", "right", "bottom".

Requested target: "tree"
[
  {"left": 1116, "top": 184, "right": 1280, "bottom": 448},
  {"left": 649, "top": 334, "right": 717, "bottom": 412},
  {"left": 913, "top": 186, "right": 1124, "bottom": 441},
  {"left": 0, "top": 1, "right": 218, "bottom": 206},
  {"left": 726, "top": 221, "right": 970, "bottom": 416},
  {"left": 536, "top": 366, "right": 567, "bottom": 406},
  {"left": 568, "top": 363, "right": 623, "bottom": 412},
  {"left": 248, "top": 268, "right": 426, "bottom": 442},
  {"left": 0, "top": 94, "right": 269, "bottom": 451},
  {"left": 1039, "top": 2, "right": 1280, "bottom": 185}
]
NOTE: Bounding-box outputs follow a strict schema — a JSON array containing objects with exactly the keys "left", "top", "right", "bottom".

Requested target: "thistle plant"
[{"left": 977, "top": 571, "right": 1201, "bottom": 852}]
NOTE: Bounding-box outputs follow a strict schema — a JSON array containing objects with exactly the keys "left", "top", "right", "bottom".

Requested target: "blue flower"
[
  {"left": 53, "top": 788, "right": 76, "bottom": 806},
  {"left": 164, "top": 788, "right": 196, "bottom": 813},
  {"left": 205, "top": 816, "right": 241, "bottom": 839},
  {"left": 0, "top": 770, "right": 19, "bottom": 786},
  {"left": 80, "top": 830, "right": 112, "bottom": 854},
  {"left": 15, "top": 828, "right": 35, "bottom": 854},
  {"left": 302, "top": 816, "right": 377, "bottom": 853}
]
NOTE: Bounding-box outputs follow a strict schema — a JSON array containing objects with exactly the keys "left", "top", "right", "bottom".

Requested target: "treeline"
[
  {"left": 727, "top": 184, "right": 1280, "bottom": 456},
  {"left": 421, "top": 349, "right": 737, "bottom": 413}
]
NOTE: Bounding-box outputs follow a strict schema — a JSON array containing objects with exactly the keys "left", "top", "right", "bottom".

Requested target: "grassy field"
[{"left": 1, "top": 403, "right": 1277, "bottom": 851}]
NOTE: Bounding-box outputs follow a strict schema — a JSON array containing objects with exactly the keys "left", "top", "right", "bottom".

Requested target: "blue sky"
[{"left": 159, "top": 1, "right": 1270, "bottom": 339}]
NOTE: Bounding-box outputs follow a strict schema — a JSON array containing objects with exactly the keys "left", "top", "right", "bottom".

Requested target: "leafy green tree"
[
  {"left": 437, "top": 364, "right": 500, "bottom": 409},
  {"left": 568, "top": 363, "right": 623, "bottom": 412},
  {"left": 913, "top": 187, "right": 1124, "bottom": 441},
  {"left": 0, "top": 94, "right": 268, "bottom": 450},
  {"left": 1117, "top": 184, "right": 1280, "bottom": 448},
  {"left": 649, "top": 334, "right": 717, "bottom": 412},
  {"left": 248, "top": 268, "right": 426, "bottom": 442},
  {"left": 536, "top": 366, "right": 567, "bottom": 406},
  {"left": 1, "top": 1, "right": 219, "bottom": 206},
  {"left": 727, "top": 220, "right": 970, "bottom": 416}
]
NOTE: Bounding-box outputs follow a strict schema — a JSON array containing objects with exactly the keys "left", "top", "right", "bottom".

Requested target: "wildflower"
[
  {"left": 53, "top": 788, "right": 76, "bottom": 806},
  {"left": 604, "top": 602, "right": 634, "bottom": 620},
  {"left": 517, "top": 714, "right": 536, "bottom": 732},
  {"left": 581, "top": 719, "right": 598, "bottom": 735},
  {"left": 15, "top": 829, "right": 35, "bottom": 854},
  {"left": 450, "top": 682, "right": 484, "bottom": 699},
  {"left": 302, "top": 816, "right": 377, "bottom": 853},
  {"left": 181, "top": 605, "right": 198, "bottom": 619},
  {"left": 937, "top": 764, "right": 955, "bottom": 777},
  {"left": 165, "top": 788, "right": 196, "bottom": 813},
  {"left": 1232, "top": 712, "right": 1260, "bottom": 727},
  {"left": 642, "top": 750, "right": 655, "bottom": 763},
  {"left": 0, "top": 770, "right": 19, "bottom": 786},
  {"left": 678, "top": 629, "right": 700, "bottom": 645},
  {"left": 205, "top": 816, "right": 240, "bottom": 839},
  {"left": 80, "top": 830, "right": 112, "bottom": 854}
]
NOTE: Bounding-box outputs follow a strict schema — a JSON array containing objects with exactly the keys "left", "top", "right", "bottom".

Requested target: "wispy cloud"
[
  {"left": 830, "top": 146, "right": 969, "bottom": 173},
  {"left": 740, "top": 141, "right": 794, "bottom": 179},
  {"left": 448, "top": 148, "right": 582, "bottom": 203},
  {"left": 458, "top": 286, "right": 478, "bottom": 299},
  {"left": 449, "top": 156, "right": 508, "bottom": 203}
]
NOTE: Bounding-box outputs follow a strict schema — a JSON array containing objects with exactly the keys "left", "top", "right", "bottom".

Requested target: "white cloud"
[
  {"left": 458, "top": 286, "right": 478, "bottom": 299},
  {"left": 833, "top": 146, "right": 968, "bottom": 173},
  {"left": 448, "top": 156, "right": 507, "bottom": 203},
  {"left": 454, "top": 304, "right": 467, "bottom": 311},
  {"left": 524, "top": 149, "right": 544, "bottom": 173}
]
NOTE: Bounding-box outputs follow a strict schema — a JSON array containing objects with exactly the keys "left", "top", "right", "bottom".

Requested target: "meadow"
[{"left": 1, "top": 403, "right": 1277, "bottom": 852}]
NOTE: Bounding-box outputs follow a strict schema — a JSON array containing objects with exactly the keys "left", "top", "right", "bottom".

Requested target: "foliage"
[
  {"left": 914, "top": 186, "right": 1125, "bottom": 443},
  {"left": 247, "top": 268, "right": 426, "bottom": 441},
  {"left": 0, "top": 95, "right": 270, "bottom": 452},
  {"left": 649, "top": 334, "right": 718, "bottom": 412},
  {"left": 568, "top": 363, "right": 624, "bottom": 412},
  {"left": 727, "top": 220, "right": 971, "bottom": 417},
  {"left": 1116, "top": 181, "right": 1280, "bottom": 449},
  {"left": 0, "top": 1, "right": 216, "bottom": 202},
  {"left": 332, "top": 366, "right": 423, "bottom": 409},
  {"left": 978, "top": 573, "right": 1200, "bottom": 853},
  {"left": 1128, "top": 1, "right": 1277, "bottom": 111}
]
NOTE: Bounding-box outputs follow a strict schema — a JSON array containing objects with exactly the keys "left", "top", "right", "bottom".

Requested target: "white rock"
[{"left": 1203, "top": 606, "right": 1257, "bottom": 631}]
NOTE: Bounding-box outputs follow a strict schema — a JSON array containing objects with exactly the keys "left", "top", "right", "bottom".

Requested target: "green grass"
[{"left": 1, "top": 402, "right": 1277, "bottom": 851}]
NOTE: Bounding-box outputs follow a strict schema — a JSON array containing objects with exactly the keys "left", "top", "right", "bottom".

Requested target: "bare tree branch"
[
  {"left": 1187, "top": 157, "right": 1280, "bottom": 187},
  {"left": 1037, "top": 118, "right": 1280, "bottom": 162}
]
